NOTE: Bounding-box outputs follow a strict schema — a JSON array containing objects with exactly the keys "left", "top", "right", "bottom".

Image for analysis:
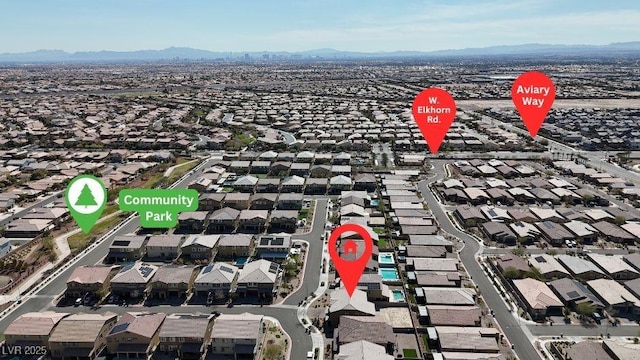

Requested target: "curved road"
[{"left": 418, "top": 161, "right": 541, "bottom": 360}]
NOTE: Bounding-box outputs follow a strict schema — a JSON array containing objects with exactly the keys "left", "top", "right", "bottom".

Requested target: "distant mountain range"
[{"left": 1, "top": 42, "right": 639, "bottom": 63}]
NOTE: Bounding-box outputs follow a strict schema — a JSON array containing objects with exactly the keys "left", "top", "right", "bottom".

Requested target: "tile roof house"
[
  {"left": 4, "top": 311, "right": 69, "bottom": 347},
  {"left": 255, "top": 178, "right": 281, "bottom": 193},
  {"left": 158, "top": 313, "right": 214, "bottom": 359},
  {"left": 336, "top": 340, "right": 394, "bottom": 360},
  {"left": 106, "top": 312, "right": 166, "bottom": 359},
  {"left": 145, "top": 235, "right": 184, "bottom": 259},
  {"left": 549, "top": 278, "right": 604, "bottom": 310},
  {"left": 236, "top": 259, "right": 280, "bottom": 298},
  {"left": 495, "top": 253, "right": 530, "bottom": 274},
  {"left": 480, "top": 222, "right": 517, "bottom": 245},
  {"left": 193, "top": 262, "right": 240, "bottom": 298},
  {"left": 418, "top": 287, "right": 476, "bottom": 306},
  {"left": 249, "top": 193, "right": 278, "bottom": 210},
  {"left": 436, "top": 326, "right": 500, "bottom": 354},
  {"left": 592, "top": 221, "right": 636, "bottom": 244},
  {"left": 222, "top": 192, "right": 250, "bottom": 210},
  {"left": 216, "top": 234, "right": 254, "bottom": 259},
  {"left": 624, "top": 253, "right": 640, "bottom": 272},
  {"left": 181, "top": 235, "right": 220, "bottom": 260},
  {"left": 329, "top": 288, "right": 376, "bottom": 325},
  {"left": 587, "top": 254, "right": 640, "bottom": 281},
  {"left": 255, "top": 233, "right": 292, "bottom": 260},
  {"left": 177, "top": 211, "right": 209, "bottom": 233},
  {"left": 65, "top": 265, "right": 120, "bottom": 299},
  {"left": 528, "top": 254, "right": 571, "bottom": 280},
  {"left": 207, "top": 207, "right": 240, "bottom": 233},
  {"left": 233, "top": 175, "right": 259, "bottom": 193},
  {"left": 147, "top": 265, "right": 197, "bottom": 300},
  {"left": 557, "top": 255, "right": 606, "bottom": 281},
  {"left": 198, "top": 193, "right": 226, "bottom": 211},
  {"left": 110, "top": 263, "right": 158, "bottom": 299},
  {"left": 407, "top": 258, "right": 459, "bottom": 272},
  {"left": 454, "top": 206, "right": 486, "bottom": 227},
  {"left": 330, "top": 175, "right": 353, "bottom": 194},
  {"left": 426, "top": 305, "right": 482, "bottom": 326},
  {"left": 281, "top": 175, "right": 306, "bottom": 193},
  {"left": 49, "top": 312, "right": 118, "bottom": 360},
  {"left": 237, "top": 210, "right": 269, "bottom": 233},
  {"left": 335, "top": 316, "right": 395, "bottom": 355},
  {"left": 305, "top": 177, "right": 329, "bottom": 195},
  {"left": 534, "top": 221, "right": 575, "bottom": 246},
  {"left": 106, "top": 235, "right": 148, "bottom": 263},
  {"left": 512, "top": 278, "right": 564, "bottom": 320},
  {"left": 353, "top": 173, "right": 377, "bottom": 192},
  {"left": 277, "top": 193, "right": 304, "bottom": 210},
  {"left": 209, "top": 313, "right": 264, "bottom": 358},
  {"left": 269, "top": 209, "right": 299, "bottom": 232},
  {"left": 587, "top": 279, "right": 640, "bottom": 315}
]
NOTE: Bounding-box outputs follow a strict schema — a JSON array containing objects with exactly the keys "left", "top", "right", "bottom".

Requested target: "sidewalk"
[
  {"left": 163, "top": 159, "right": 198, "bottom": 177},
  {"left": 0, "top": 211, "right": 122, "bottom": 306}
]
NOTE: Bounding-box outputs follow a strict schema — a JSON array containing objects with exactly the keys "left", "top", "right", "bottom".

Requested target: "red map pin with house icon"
[{"left": 328, "top": 223, "right": 373, "bottom": 297}]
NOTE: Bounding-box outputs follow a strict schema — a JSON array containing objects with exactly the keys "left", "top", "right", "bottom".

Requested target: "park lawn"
[
  {"left": 67, "top": 214, "right": 123, "bottom": 251},
  {"left": 142, "top": 173, "right": 164, "bottom": 189},
  {"left": 102, "top": 204, "right": 119, "bottom": 217},
  {"left": 377, "top": 239, "right": 388, "bottom": 247}
]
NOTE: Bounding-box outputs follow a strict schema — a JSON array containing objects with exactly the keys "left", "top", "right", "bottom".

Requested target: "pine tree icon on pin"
[{"left": 76, "top": 184, "right": 98, "bottom": 208}]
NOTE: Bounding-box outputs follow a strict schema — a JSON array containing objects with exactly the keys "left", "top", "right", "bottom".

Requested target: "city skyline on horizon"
[{"left": 1, "top": 0, "right": 639, "bottom": 53}]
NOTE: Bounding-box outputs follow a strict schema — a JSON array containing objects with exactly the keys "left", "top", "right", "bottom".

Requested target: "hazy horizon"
[{"left": 2, "top": 0, "right": 639, "bottom": 53}]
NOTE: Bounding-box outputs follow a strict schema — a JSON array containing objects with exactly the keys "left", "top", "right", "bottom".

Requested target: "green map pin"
[{"left": 65, "top": 175, "right": 108, "bottom": 233}]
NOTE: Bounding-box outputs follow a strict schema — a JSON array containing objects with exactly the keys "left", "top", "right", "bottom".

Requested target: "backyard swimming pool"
[
  {"left": 378, "top": 252, "right": 396, "bottom": 267},
  {"left": 391, "top": 289, "right": 405, "bottom": 302},
  {"left": 379, "top": 268, "right": 400, "bottom": 282}
]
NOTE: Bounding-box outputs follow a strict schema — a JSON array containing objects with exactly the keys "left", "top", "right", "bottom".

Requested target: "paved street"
[
  {"left": 418, "top": 161, "right": 542, "bottom": 360},
  {"left": 0, "top": 191, "right": 61, "bottom": 226},
  {"left": 285, "top": 199, "right": 328, "bottom": 306}
]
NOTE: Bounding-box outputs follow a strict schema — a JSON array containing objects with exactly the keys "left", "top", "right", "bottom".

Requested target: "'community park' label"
[{"left": 119, "top": 189, "right": 199, "bottom": 228}]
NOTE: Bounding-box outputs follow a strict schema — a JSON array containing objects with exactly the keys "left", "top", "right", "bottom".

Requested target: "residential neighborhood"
[{"left": 0, "top": 49, "right": 640, "bottom": 360}]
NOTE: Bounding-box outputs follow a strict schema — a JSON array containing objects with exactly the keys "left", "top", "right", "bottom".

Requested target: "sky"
[{"left": 1, "top": 0, "right": 640, "bottom": 53}]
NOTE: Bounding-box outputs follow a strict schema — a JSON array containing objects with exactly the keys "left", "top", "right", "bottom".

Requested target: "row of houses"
[
  {"left": 325, "top": 177, "right": 508, "bottom": 359},
  {"left": 456, "top": 205, "right": 640, "bottom": 246},
  {"left": 193, "top": 172, "right": 375, "bottom": 196},
  {"left": 67, "top": 258, "right": 281, "bottom": 301},
  {"left": 3, "top": 310, "right": 265, "bottom": 360},
  {"left": 106, "top": 233, "right": 292, "bottom": 263},
  {"left": 495, "top": 253, "right": 640, "bottom": 319},
  {"left": 177, "top": 208, "right": 298, "bottom": 234}
]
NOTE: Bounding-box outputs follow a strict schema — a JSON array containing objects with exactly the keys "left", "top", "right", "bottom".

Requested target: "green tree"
[
  {"left": 576, "top": 302, "right": 595, "bottom": 317},
  {"left": 30, "top": 169, "right": 48, "bottom": 180},
  {"left": 527, "top": 267, "right": 543, "bottom": 280},
  {"left": 75, "top": 184, "right": 97, "bottom": 208},
  {"left": 503, "top": 267, "right": 524, "bottom": 280},
  {"left": 582, "top": 194, "right": 594, "bottom": 206},
  {"left": 613, "top": 216, "right": 626, "bottom": 226}
]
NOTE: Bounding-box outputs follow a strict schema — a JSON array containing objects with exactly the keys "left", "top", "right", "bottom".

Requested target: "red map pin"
[
  {"left": 512, "top": 71, "right": 555, "bottom": 138},
  {"left": 412, "top": 87, "right": 457, "bottom": 154},
  {"left": 328, "top": 223, "right": 373, "bottom": 297}
]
